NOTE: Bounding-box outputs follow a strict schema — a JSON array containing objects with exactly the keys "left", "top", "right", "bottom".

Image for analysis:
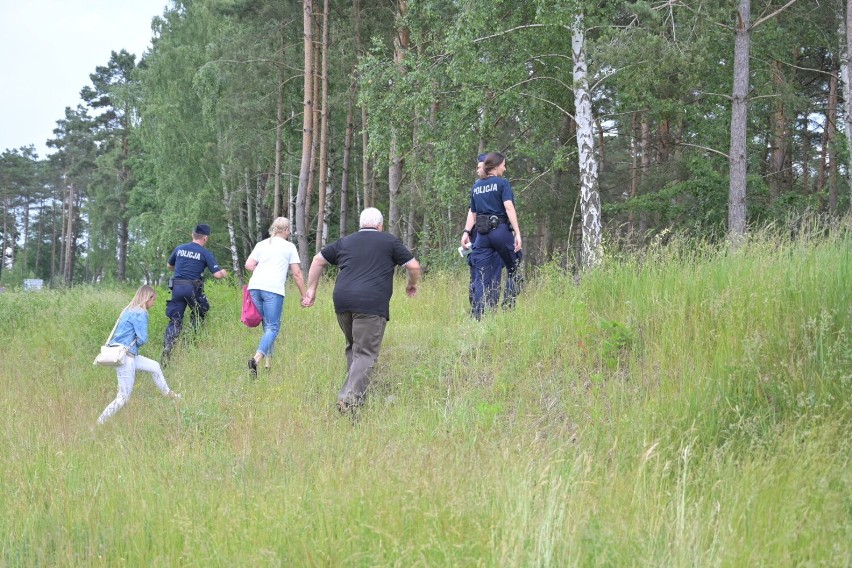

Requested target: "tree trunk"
[
  {"left": 255, "top": 170, "right": 263, "bottom": 241},
  {"left": 640, "top": 113, "right": 650, "bottom": 234},
  {"left": 117, "top": 128, "right": 130, "bottom": 283},
  {"left": 728, "top": 0, "right": 750, "bottom": 241},
  {"left": 340, "top": 83, "right": 355, "bottom": 236},
  {"left": 628, "top": 111, "right": 638, "bottom": 231},
  {"left": 295, "top": 0, "right": 314, "bottom": 271},
  {"left": 388, "top": 140, "right": 403, "bottom": 236},
  {"left": 35, "top": 202, "right": 44, "bottom": 276},
  {"left": 288, "top": 174, "right": 294, "bottom": 223},
  {"left": 245, "top": 168, "right": 254, "bottom": 244},
  {"left": 220, "top": 164, "right": 241, "bottom": 278},
  {"left": 51, "top": 186, "right": 58, "bottom": 284},
  {"left": 387, "top": 0, "right": 409, "bottom": 237},
  {"left": 800, "top": 114, "right": 810, "bottom": 195},
  {"left": 841, "top": 0, "right": 852, "bottom": 205},
  {"left": 63, "top": 179, "right": 75, "bottom": 285},
  {"left": 315, "top": 0, "right": 331, "bottom": 251},
  {"left": 353, "top": 0, "right": 372, "bottom": 210},
  {"left": 768, "top": 59, "right": 792, "bottom": 203},
  {"left": 305, "top": 38, "right": 321, "bottom": 239},
  {"left": 596, "top": 117, "right": 605, "bottom": 176},
  {"left": 273, "top": 21, "right": 286, "bottom": 218},
  {"left": 572, "top": 12, "right": 602, "bottom": 269},
  {"left": 0, "top": 192, "right": 6, "bottom": 281},
  {"left": 827, "top": 71, "right": 839, "bottom": 210}
]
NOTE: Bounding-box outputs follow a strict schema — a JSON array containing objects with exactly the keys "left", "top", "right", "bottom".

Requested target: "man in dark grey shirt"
[{"left": 302, "top": 208, "right": 421, "bottom": 414}]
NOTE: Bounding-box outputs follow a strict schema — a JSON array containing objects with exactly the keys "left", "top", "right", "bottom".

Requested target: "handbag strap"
[
  {"left": 103, "top": 308, "right": 138, "bottom": 349},
  {"left": 103, "top": 308, "right": 125, "bottom": 346}
]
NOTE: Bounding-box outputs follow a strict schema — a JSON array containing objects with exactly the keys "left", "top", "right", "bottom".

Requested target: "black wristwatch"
[{"left": 463, "top": 228, "right": 472, "bottom": 235}]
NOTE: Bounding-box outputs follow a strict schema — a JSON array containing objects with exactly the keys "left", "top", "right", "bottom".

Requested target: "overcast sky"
[{"left": 0, "top": 0, "right": 168, "bottom": 158}]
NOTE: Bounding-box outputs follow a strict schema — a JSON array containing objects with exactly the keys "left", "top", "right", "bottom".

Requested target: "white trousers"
[{"left": 97, "top": 354, "right": 171, "bottom": 424}]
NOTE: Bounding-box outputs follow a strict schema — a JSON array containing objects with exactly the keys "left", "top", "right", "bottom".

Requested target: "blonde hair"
[
  {"left": 269, "top": 217, "right": 292, "bottom": 237},
  {"left": 128, "top": 285, "right": 157, "bottom": 311}
]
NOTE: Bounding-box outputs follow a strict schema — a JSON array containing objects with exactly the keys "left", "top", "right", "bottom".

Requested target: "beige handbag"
[{"left": 93, "top": 310, "right": 135, "bottom": 367}]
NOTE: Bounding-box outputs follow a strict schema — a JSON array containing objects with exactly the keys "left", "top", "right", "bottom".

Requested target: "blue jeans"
[{"left": 249, "top": 289, "right": 284, "bottom": 357}]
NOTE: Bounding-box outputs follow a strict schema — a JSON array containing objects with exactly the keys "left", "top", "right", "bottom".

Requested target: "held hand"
[{"left": 301, "top": 292, "right": 315, "bottom": 308}]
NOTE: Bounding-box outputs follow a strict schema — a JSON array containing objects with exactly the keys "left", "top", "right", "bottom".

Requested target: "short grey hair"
[
  {"left": 360, "top": 207, "right": 383, "bottom": 228},
  {"left": 268, "top": 217, "right": 291, "bottom": 237}
]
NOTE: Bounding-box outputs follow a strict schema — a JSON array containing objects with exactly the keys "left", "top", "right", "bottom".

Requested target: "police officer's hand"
[
  {"left": 513, "top": 234, "right": 522, "bottom": 253},
  {"left": 406, "top": 283, "right": 418, "bottom": 297},
  {"left": 301, "top": 292, "right": 315, "bottom": 308}
]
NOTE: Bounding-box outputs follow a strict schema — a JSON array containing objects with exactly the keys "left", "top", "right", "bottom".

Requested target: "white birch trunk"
[
  {"left": 288, "top": 174, "right": 294, "bottom": 223},
  {"left": 388, "top": 137, "right": 403, "bottom": 236},
  {"left": 255, "top": 171, "right": 262, "bottom": 241},
  {"left": 840, "top": 0, "right": 852, "bottom": 204},
  {"left": 244, "top": 168, "right": 253, "bottom": 240},
  {"left": 572, "top": 13, "right": 603, "bottom": 270},
  {"left": 322, "top": 167, "right": 333, "bottom": 247},
  {"left": 220, "top": 163, "right": 240, "bottom": 276}
]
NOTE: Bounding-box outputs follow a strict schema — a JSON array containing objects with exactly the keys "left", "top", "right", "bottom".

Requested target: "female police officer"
[{"left": 459, "top": 152, "right": 522, "bottom": 319}]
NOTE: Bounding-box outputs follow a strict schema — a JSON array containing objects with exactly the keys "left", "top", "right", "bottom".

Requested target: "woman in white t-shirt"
[{"left": 245, "top": 217, "right": 307, "bottom": 376}]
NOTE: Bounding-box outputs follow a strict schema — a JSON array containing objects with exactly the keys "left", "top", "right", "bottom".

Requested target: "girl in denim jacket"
[{"left": 97, "top": 285, "right": 180, "bottom": 424}]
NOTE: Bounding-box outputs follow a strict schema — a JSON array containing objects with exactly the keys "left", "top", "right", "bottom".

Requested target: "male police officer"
[{"left": 162, "top": 224, "right": 228, "bottom": 361}]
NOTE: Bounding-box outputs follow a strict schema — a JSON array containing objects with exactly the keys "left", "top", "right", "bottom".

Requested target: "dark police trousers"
[
  {"left": 164, "top": 280, "right": 209, "bottom": 353},
  {"left": 470, "top": 223, "right": 521, "bottom": 319}
]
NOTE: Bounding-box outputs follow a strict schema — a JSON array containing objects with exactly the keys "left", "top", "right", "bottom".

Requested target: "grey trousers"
[{"left": 335, "top": 312, "right": 387, "bottom": 406}]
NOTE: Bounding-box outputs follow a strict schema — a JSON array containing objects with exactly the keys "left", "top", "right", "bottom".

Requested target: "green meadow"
[{"left": 1, "top": 229, "right": 850, "bottom": 566}]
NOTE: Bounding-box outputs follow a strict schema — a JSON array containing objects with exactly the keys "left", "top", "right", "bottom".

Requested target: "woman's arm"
[
  {"left": 132, "top": 311, "right": 149, "bottom": 347},
  {"left": 460, "top": 209, "right": 476, "bottom": 247},
  {"left": 290, "top": 263, "right": 307, "bottom": 298},
  {"left": 503, "top": 200, "right": 522, "bottom": 252},
  {"left": 302, "top": 253, "right": 329, "bottom": 307}
]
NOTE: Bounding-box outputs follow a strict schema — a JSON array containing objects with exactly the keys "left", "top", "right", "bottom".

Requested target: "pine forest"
[{"left": 1, "top": 0, "right": 850, "bottom": 285}]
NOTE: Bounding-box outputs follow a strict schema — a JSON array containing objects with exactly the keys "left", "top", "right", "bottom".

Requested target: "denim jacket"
[{"left": 109, "top": 308, "right": 148, "bottom": 356}]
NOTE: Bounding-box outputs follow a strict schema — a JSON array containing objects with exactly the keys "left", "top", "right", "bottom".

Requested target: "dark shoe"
[
  {"left": 161, "top": 346, "right": 172, "bottom": 367},
  {"left": 337, "top": 400, "right": 356, "bottom": 417},
  {"left": 248, "top": 358, "right": 258, "bottom": 378}
]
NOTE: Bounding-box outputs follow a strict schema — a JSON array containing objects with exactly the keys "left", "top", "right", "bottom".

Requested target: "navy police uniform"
[
  {"left": 163, "top": 225, "right": 223, "bottom": 356},
  {"left": 469, "top": 175, "right": 521, "bottom": 318}
]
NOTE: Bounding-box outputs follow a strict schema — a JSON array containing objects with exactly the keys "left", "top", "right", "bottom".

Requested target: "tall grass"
[{"left": 0, "top": 227, "right": 849, "bottom": 566}]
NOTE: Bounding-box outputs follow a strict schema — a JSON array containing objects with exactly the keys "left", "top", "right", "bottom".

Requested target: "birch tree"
[
  {"left": 572, "top": 11, "right": 602, "bottom": 269},
  {"left": 840, "top": 0, "right": 852, "bottom": 205}
]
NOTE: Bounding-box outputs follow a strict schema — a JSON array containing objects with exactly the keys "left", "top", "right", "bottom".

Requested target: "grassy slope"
[{"left": 0, "top": 232, "right": 849, "bottom": 566}]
